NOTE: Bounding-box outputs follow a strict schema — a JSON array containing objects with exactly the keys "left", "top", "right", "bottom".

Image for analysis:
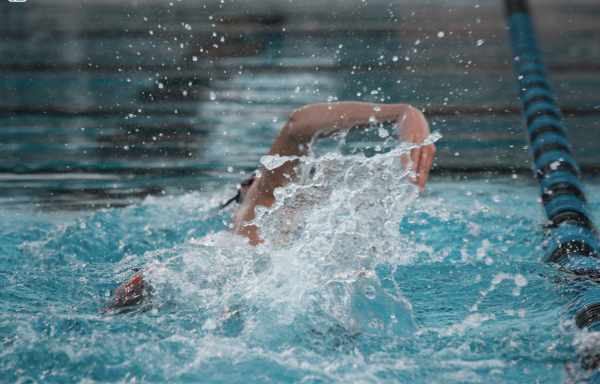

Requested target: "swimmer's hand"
[
  {"left": 397, "top": 106, "right": 436, "bottom": 193},
  {"left": 107, "top": 270, "right": 151, "bottom": 309}
]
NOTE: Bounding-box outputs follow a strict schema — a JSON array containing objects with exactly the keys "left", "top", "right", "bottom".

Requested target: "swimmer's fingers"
[
  {"left": 415, "top": 143, "right": 436, "bottom": 193},
  {"left": 408, "top": 147, "right": 420, "bottom": 186}
]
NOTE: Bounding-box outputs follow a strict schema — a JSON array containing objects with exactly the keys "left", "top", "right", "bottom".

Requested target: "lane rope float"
[{"left": 504, "top": 0, "right": 600, "bottom": 380}]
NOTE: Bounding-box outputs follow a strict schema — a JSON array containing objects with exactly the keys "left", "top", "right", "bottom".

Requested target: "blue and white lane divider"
[{"left": 504, "top": 0, "right": 600, "bottom": 379}]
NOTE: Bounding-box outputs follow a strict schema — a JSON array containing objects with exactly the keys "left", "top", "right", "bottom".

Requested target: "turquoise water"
[
  {"left": 3, "top": 140, "right": 598, "bottom": 382},
  {"left": 2, "top": 1, "right": 600, "bottom": 382}
]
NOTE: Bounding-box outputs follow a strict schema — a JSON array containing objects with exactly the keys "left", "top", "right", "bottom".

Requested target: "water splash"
[{"left": 140, "top": 134, "right": 442, "bottom": 345}]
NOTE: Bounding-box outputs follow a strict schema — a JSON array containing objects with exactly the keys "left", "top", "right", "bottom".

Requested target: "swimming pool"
[
  {"left": 2, "top": 0, "right": 600, "bottom": 382},
  {"left": 3, "top": 166, "right": 599, "bottom": 382}
]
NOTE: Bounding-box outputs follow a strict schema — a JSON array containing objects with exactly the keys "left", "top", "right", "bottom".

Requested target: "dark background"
[{"left": 1, "top": 0, "right": 598, "bottom": 209}]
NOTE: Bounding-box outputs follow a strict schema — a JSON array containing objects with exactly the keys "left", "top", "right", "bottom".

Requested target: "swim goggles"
[{"left": 220, "top": 171, "right": 259, "bottom": 209}]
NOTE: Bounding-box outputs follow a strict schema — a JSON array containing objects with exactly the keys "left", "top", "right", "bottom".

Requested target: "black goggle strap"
[{"left": 219, "top": 171, "right": 258, "bottom": 209}]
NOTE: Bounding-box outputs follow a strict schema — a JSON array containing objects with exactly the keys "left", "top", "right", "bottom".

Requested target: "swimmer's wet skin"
[{"left": 106, "top": 102, "right": 435, "bottom": 309}]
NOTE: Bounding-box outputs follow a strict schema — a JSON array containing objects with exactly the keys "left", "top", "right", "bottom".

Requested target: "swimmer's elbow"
[
  {"left": 285, "top": 108, "right": 308, "bottom": 140},
  {"left": 403, "top": 104, "right": 425, "bottom": 118}
]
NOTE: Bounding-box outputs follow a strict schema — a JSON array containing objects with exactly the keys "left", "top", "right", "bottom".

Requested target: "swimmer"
[{"left": 107, "top": 102, "right": 435, "bottom": 308}]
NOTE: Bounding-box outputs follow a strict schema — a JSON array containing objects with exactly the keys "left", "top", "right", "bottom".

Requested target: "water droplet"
[
  {"left": 228, "top": 167, "right": 233, "bottom": 172},
  {"left": 454, "top": 152, "right": 459, "bottom": 156},
  {"left": 104, "top": 289, "right": 110, "bottom": 297},
  {"left": 373, "top": 106, "right": 381, "bottom": 111},
  {"left": 185, "top": 24, "right": 192, "bottom": 30},
  {"left": 437, "top": 31, "right": 445, "bottom": 38},
  {"left": 158, "top": 83, "right": 164, "bottom": 89},
  {"left": 477, "top": 39, "right": 484, "bottom": 46},
  {"left": 209, "top": 92, "right": 216, "bottom": 100},
  {"left": 192, "top": 56, "right": 198, "bottom": 62},
  {"left": 363, "top": 285, "right": 376, "bottom": 299},
  {"left": 295, "top": 86, "right": 300, "bottom": 93},
  {"left": 357, "top": 92, "right": 362, "bottom": 96},
  {"left": 149, "top": 30, "right": 154, "bottom": 35},
  {"left": 273, "top": 117, "right": 278, "bottom": 122},
  {"left": 392, "top": 56, "right": 398, "bottom": 61},
  {"left": 369, "top": 116, "right": 376, "bottom": 122},
  {"left": 415, "top": 39, "right": 421, "bottom": 45},
  {"left": 378, "top": 127, "right": 389, "bottom": 138},
  {"left": 338, "top": 44, "right": 343, "bottom": 48},
  {"left": 182, "top": 90, "right": 188, "bottom": 96},
  {"left": 328, "top": 105, "right": 332, "bottom": 109}
]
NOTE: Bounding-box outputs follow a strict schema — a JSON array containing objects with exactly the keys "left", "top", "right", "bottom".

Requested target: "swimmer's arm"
[
  {"left": 231, "top": 102, "right": 435, "bottom": 245},
  {"left": 264, "top": 102, "right": 435, "bottom": 193}
]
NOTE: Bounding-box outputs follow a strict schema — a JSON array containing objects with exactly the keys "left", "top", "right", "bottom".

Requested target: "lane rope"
[{"left": 504, "top": 0, "right": 600, "bottom": 380}]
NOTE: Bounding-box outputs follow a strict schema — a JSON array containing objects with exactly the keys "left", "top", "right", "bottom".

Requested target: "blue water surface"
[{"left": 3, "top": 161, "right": 598, "bottom": 383}]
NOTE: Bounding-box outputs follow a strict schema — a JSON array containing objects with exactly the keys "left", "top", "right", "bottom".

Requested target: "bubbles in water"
[
  {"left": 209, "top": 92, "right": 216, "bottom": 100},
  {"left": 392, "top": 56, "right": 398, "bottom": 61},
  {"left": 363, "top": 285, "right": 376, "bottom": 299},
  {"left": 373, "top": 106, "right": 381, "bottom": 111},
  {"left": 328, "top": 105, "right": 332, "bottom": 109},
  {"left": 378, "top": 127, "right": 389, "bottom": 138},
  {"left": 158, "top": 83, "right": 164, "bottom": 89},
  {"left": 437, "top": 31, "right": 445, "bottom": 38},
  {"left": 227, "top": 167, "right": 233, "bottom": 172},
  {"left": 369, "top": 116, "right": 376, "bottom": 123},
  {"left": 149, "top": 30, "right": 153, "bottom": 35},
  {"left": 273, "top": 117, "right": 278, "bottom": 122},
  {"left": 477, "top": 39, "right": 484, "bottom": 46},
  {"left": 104, "top": 289, "right": 110, "bottom": 297},
  {"left": 192, "top": 56, "right": 198, "bottom": 61},
  {"left": 185, "top": 24, "right": 192, "bottom": 30}
]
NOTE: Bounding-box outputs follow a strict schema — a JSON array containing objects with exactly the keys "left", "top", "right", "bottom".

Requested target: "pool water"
[
  {"left": 3, "top": 137, "right": 599, "bottom": 382},
  {"left": 2, "top": 0, "right": 600, "bottom": 382}
]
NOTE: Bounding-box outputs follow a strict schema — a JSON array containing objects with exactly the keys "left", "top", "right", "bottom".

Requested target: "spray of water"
[{"left": 138, "top": 133, "right": 440, "bottom": 351}]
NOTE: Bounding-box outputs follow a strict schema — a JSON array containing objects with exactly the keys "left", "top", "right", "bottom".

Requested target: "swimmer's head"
[{"left": 220, "top": 170, "right": 259, "bottom": 209}]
